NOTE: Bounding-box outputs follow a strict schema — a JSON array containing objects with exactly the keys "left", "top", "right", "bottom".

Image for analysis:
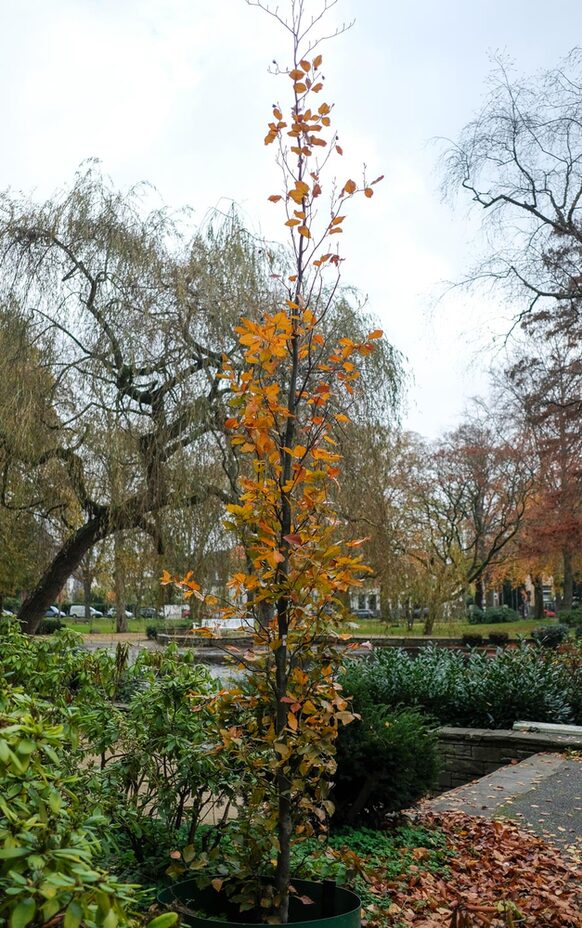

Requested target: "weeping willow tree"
[{"left": 0, "top": 165, "right": 275, "bottom": 632}]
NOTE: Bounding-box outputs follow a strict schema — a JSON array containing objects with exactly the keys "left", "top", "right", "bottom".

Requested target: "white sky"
[{"left": 1, "top": 0, "right": 580, "bottom": 437}]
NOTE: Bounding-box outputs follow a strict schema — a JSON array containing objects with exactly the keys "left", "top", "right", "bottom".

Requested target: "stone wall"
[{"left": 436, "top": 727, "right": 582, "bottom": 792}]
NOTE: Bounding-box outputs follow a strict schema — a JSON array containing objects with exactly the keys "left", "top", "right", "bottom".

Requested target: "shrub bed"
[
  {"left": 531, "top": 624, "right": 570, "bottom": 648},
  {"left": 468, "top": 606, "right": 519, "bottom": 625},
  {"left": 339, "top": 643, "right": 581, "bottom": 729}
]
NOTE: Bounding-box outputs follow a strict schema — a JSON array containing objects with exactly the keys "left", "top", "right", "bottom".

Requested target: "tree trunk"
[
  {"left": 83, "top": 572, "right": 93, "bottom": 629},
  {"left": 474, "top": 575, "right": 485, "bottom": 611},
  {"left": 533, "top": 576, "right": 544, "bottom": 620},
  {"left": 423, "top": 604, "right": 436, "bottom": 635},
  {"left": 562, "top": 548, "right": 573, "bottom": 609},
  {"left": 114, "top": 533, "right": 128, "bottom": 633},
  {"left": 18, "top": 514, "right": 108, "bottom": 634}
]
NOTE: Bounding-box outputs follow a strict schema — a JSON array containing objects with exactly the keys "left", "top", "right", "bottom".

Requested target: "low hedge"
[
  {"left": 468, "top": 606, "right": 519, "bottom": 625},
  {"left": 339, "top": 642, "right": 581, "bottom": 729},
  {"left": 531, "top": 624, "right": 569, "bottom": 648}
]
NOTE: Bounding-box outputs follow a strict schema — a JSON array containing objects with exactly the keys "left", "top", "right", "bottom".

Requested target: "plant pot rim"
[{"left": 158, "top": 876, "right": 361, "bottom": 928}]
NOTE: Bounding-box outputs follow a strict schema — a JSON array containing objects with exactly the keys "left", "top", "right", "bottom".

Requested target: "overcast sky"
[{"left": 1, "top": 0, "right": 581, "bottom": 437}]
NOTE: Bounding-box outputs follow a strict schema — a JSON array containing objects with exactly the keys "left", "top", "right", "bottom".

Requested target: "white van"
[{"left": 69, "top": 605, "right": 103, "bottom": 618}]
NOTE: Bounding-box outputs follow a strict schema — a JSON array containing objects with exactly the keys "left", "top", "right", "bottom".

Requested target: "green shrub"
[
  {"left": 550, "top": 642, "right": 582, "bottom": 725},
  {"left": 340, "top": 643, "right": 579, "bottom": 728},
  {"left": 146, "top": 623, "right": 158, "bottom": 640},
  {"left": 558, "top": 608, "right": 582, "bottom": 629},
  {"left": 0, "top": 689, "right": 145, "bottom": 928},
  {"left": 532, "top": 624, "right": 570, "bottom": 648},
  {"left": 35, "top": 617, "right": 64, "bottom": 635},
  {"left": 462, "top": 633, "right": 483, "bottom": 647},
  {"left": 0, "top": 624, "right": 226, "bottom": 897},
  {"left": 333, "top": 705, "right": 439, "bottom": 826},
  {"left": 467, "top": 606, "right": 485, "bottom": 625},
  {"left": 83, "top": 648, "right": 230, "bottom": 884},
  {"left": 468, "top": 606, "right": 518, "bottom": 625},
  {"left": 488, "top": 632, "right": 509, "bottom": 647}
]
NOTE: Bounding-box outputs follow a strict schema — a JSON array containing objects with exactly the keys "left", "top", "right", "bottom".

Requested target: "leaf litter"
[{"left": 362, "top": 811, "right": 581, "bottom": 927}]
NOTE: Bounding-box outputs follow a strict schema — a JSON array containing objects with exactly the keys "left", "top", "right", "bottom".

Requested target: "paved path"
[{"left": 425, "top": 752, "right": 582, "bottom": 865}]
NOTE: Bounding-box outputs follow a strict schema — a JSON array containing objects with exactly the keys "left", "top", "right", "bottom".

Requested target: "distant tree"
[
  {"left": 498, "top": 327, "right": 582, "bottom": 607},
  {"left": 336, "top": 426, "right": 427, "bottom": 618},
  {"left": 0, "top": 170, "right": 272, "bottom": 632},
  {"left": 421, "top": 417, "right": 534, "bottom": 623},
  {"left": 444, "top": 50, "right": 582, "bottom": 340}
]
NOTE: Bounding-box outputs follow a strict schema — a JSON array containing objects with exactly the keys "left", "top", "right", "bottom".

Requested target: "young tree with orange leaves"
[{"left": 166, "top": 2, "right": 386, "bottom": 922}]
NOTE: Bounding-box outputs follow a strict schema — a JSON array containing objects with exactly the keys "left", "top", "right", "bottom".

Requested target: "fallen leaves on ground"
[{"left": 364, "top": 811, "right": 581, "bottom": 927}]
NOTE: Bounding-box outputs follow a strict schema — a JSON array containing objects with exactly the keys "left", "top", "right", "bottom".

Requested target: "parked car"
[
  {"left": 139, "top": 606, "right": 159, "bottom": 619},
  {"left": 1, "top": 608, "right": 15, "bottom": 617},
  {"left": 543, "top": 607, "right": 557, "bottom": 618},
  {"left": 351, "top": 608, "right": 378, "bottom": 620},
  {"left": 106, "top": 607, "right": 134, "bottom": 619},
  {"left": 69, "top": 605, "right": 103, "bottom": 618},
  {"left": 44, "top": 605, "right": 66, "bottom": 618}
]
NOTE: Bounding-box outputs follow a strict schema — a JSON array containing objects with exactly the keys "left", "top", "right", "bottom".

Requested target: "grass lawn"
[
  {"left": 61, "top": 615, "right": 558, "bottom": 639},
  {"left": 354, "top": 617, "right": 558, "bottom": 639},
  {"left": 61, "top": 616, "right": 147, "bottom": 633}
]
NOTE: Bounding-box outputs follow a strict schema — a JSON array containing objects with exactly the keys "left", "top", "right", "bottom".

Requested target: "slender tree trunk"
[
  {"left": 18, "top": 514, "right": 109, "bottom": 634},
  {"left": 83, "top": 571, "right": 93, "bottom": 629},
  {"left": 562, "top": 548, "right": 573, "bottom": 610},
  {"left": 474, "top": 575, "right": 485, "bottom": 610},
  {"left": 533, "top": 576, "right": 544, "bottom": 620},
  {"left": 114, "top": 533, "right": 128, "bottom": 633}
]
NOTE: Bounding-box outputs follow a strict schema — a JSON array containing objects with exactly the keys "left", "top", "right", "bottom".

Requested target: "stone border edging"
[{"left": 436, "top": 726, "right": 582, "bottom": 791}]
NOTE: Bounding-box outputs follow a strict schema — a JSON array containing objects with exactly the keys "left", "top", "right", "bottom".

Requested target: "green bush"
[
  {"left": 532, "top": 624, "right": 570, "bottom": 648},
  {"left": 92, "top": 650, "right": 230, "bottom": 883},
  {"left": 145, "top": 624, "right": 158, "bottom": 640},
  {"left": 0, "top": 623, "right": 226, "bottom": 900},
  {"left": 488, "top": 632, "right": 509, "bottom": 647},
  {"left": 339, "top": 643, "right": 580, "bottom": 728},
  {"left": 462, "top": 633, "right": 483, "bottom": 647},
  {"left": 468, "top": 606, "right": 518, "bottom": 625},
  {"left": 467, "top": 606, "right": 485, "bottom": 625},
  {"left": 558, "top": 608, "right": 582, "bottom": 629},
  {"left": 35, "top": 617, "right": 64, "bottom": 635},
  {"left": 0, "top": 689, "right": 145, "bottom": 928},
  {"left": 333, "top": 705, "right": 439, "bottom": 826}
]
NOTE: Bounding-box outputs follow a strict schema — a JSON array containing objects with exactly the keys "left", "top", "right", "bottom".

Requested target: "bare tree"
[{"left": 444, "top": 50, "right": 582, "bottom": 338}]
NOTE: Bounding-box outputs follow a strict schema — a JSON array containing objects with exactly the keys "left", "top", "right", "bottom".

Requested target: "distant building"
[{"left": 349, "top": 586, "right": 380, "bottom": 616}]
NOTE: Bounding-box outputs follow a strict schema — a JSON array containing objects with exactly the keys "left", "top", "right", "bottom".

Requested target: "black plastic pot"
[{"left": 158, "top": 878, "right": 361, "bottom": 928}]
